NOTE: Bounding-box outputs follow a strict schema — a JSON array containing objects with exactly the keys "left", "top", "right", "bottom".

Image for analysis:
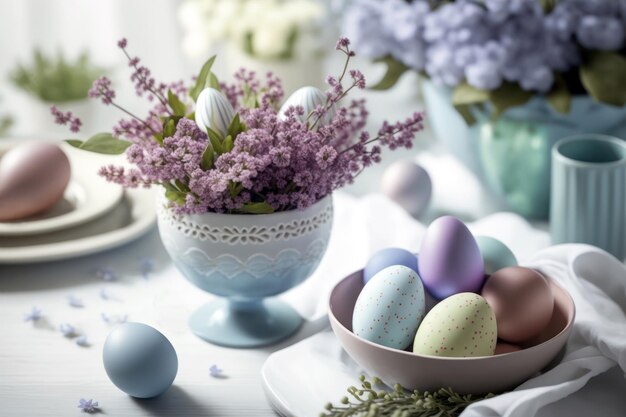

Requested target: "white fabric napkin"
[{"left": 462, "top": 244, "right": 626, "bottom": 417}]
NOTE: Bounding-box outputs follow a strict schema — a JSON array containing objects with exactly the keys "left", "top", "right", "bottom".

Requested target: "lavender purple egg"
[
  {"left": 418, "top": 216, "right": 484, "bottom": 300},
  {"left": 363, "top": 248, "right": 419, "bottom": 283}
]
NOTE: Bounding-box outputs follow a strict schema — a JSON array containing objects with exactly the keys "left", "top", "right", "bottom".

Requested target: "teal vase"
[
  {"left": 422, "top": 80, "right": 626, "bottom": 220},
  {"left": 550, "top": 134, "right": 626, "bottom": 260}
]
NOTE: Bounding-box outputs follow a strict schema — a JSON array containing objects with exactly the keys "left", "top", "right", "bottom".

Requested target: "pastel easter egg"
[
  {"left": 475, "top": 236, "right": 518, "bottom": 275},
  {"left": 353, "top": 265, "right": 426, "bottom": 350},
  {"left": 481, "top": 266, "right": 554, "bottom": 343},
  {"left": 103, "top": 322, "right": 178, "bottom": 398},
  {"left": 418, "top": 216, "right": 485, "bottom": 299},
  {"left": 363, "top": 248, "right": 418, "bottom": 284},
  {"left": 0, "top": 142, "right": 70, "bottom": 221},
  {"left": 195, "top": 87, "right": 235, "bottom": 137},
  {"left": 278, "top": 86, "right": 336, "bottom": 127},
  {"left": 381, "top": 161, "right": 432, "bottom": 218},
  {"left": 495, "top": 342, "right": 522, "bottom": 355},
  {"left": 413, "top": 292, "right": 497, "bottom": 357}
]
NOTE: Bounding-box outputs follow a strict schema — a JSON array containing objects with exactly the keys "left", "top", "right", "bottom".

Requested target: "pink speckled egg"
[
  {"left": 482, "top": 267, "right": 554, "bottom": 344},
  {"left": 0, "top": 143, "right": 71, "bottom": 221}
]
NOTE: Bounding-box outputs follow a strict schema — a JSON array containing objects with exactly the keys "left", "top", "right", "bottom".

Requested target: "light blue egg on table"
[
  {"left": 363, "top": 247, "right": 419, "bottom": 284},
  {"left": 103, "top": 322, "right": 178, "bottom": 398},
  {"left": 353, "top": 265, "right": 426, "bottom": 350},
  {"left": 475, "top": 236, "right": 518, "bottom": 275}
]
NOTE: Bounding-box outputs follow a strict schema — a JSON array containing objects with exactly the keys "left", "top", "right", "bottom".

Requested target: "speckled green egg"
[{"left": 413, "top": 293, "right": 496, "bottom": 357}]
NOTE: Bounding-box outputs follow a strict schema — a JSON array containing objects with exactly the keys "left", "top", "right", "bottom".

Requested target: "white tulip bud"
[
  {"left": 195, "top": 87, "right": 235, "bottom": 137},
  {"left": 278, "top": 86, "right": 336, "bottom": 128}
]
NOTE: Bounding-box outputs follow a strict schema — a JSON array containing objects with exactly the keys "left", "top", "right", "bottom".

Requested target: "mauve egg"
[
  {"left": 381, "top": 161, "right": 432, "bottom": 218},
  {"left": 494, "top": 341, "right": 522, "bottom": 355},
  {"left": 0, "top": 143, "right": 71, "bottom": 221},
  {"left": 363, "top": 248, "right": 418, "bottom": 283},
  {"left": 481, "top": 266, "right": 554, "bottom": 344},
  {"left": 418, "top": 216, "right": 484, "bottom": 300}
]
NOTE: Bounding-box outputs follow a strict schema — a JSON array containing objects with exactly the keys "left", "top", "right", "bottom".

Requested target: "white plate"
[
  {"left": 0, "top": 140, "right": 123, "bottom": 236},
  {"left": 0, "top": 187, "right": 156, "bottom": 264}
]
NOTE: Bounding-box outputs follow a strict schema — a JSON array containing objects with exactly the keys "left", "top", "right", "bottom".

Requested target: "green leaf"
[
  {"left": 65, "top": 139, "right": 83, "bottom": 148},
  {"left": 223, "top": 135, "right": 234, "bottom": 153},
  {"left": 489, "top": 82, "right": 534, "bottom": 118},
  {"left": 208, "top": 72, "right": 220, "bottom": 91},
  {"left": 580, "top": 50, "right": 626, "bottom": 107},
  {"left": 539, "top": 0, "right": 558, "bottom": 12},
  {"left": 206, "top": 127, "right": 223, "bottom": 154},
  {"left": 189, "top": 55, "right": 216, "bottom": 101},
  {"left": 370, "top": 56, "right": 410, "bottom": 91},
  {"left": 200, "top": 142, "right": 214, "bottom": 170},
  {"left": 226, "top": 113, "right": 244, "bottom": 139},
  {"left": 187, "top": 111, "right": 195, "bottom": 121},
  {"left": 238, "top": 201, "right": 275, "bottom": 214},
  {"left": 165, "top": 189, "right": 186, "bottom": 205},
  {"left": 168, "top": 90, "right": 187, "bottom": 116},
  {"left": 163, "top": 118, "right": 176, "bottom": 138},
  {"left": 243, "top": 32, "right": 254, "bottom": 56},
  {"left": 453, "top": 104, "right": 477, "bottom": 125},
  {"left": 153, "top": 133, "right": 164, "bottom": 145},
  {"left": 546, "top": 74, "right": 571, "bottom": 114},
  {"left": 65, "top": 132, "right": 131, "bottom": 155},
  {"left": 452, "top": 82, "right": 490, "bottom": 105}
]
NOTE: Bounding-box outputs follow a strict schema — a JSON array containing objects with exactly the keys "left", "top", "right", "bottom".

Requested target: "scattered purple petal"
[
  {"left": 209, "top": 364, "right": 224, "bottom": 378},
  {"left": 78, "top": 398, "right": 99, "bottom": 413},
  {"left": 67, "top": 295, "right": 84, "bottom": 308},
  {"left": 99, "top": 288, "right": 110, "bottom": 300},
  {"left": 96, "top": 267, "right": 117, "bottom": 282},
  {"left": 59, "top": 323, "right": 79, "bottom": 338},
  {"left": 24, "top": 307, "right": 43, "bottom": 322},
  {"left": 139, "top": 257, "right": 155, "bottom": 279},
  {"left": 76, "top": 336, "right": 91, "bottom": 347},
  {"left": 101, "top": 312, "right": 128, "bottom": 324}
]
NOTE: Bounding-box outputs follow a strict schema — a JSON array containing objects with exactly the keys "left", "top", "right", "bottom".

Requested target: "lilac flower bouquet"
[
  {"left": 55, "top": 38, "right": 424, "bottom": 215},
  {"left": 344, "top": 0, "right": 626, "bottom": 122}
]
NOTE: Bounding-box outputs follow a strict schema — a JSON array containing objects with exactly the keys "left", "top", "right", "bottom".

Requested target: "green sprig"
[{"left": 320, "top": 376, "right": 494, "bottom": 417}]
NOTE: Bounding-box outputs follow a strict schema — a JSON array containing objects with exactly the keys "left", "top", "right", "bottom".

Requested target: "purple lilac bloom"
[
  {"left": 67, "top": 295, "right": 84, "bottom": 308},
  {"left": 94, "top": 38, "right": 424, "bottom": 215},
  {"left": 50, "top": 106, "right": 82, "bottom": 132},
  {"left": 209, "top": 364, "right": 224, "bottom": 378}
]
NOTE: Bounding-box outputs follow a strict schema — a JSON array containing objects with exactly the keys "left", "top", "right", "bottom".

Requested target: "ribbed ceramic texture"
[{"left": 550, "top": 135, "right": 626, "bottom": 260}]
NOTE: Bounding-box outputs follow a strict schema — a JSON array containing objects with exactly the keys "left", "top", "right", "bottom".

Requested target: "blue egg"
[
  {"left": 475, "top": 236, "right": 518, "bottom": 275},
  {"left": 364, "top": 247, "right": 418, "bottom": 283},
  {"left": 353, "top": 265, "right": 426, "bottom": 349},
  {"left": 103, "top": 323, "right": 178, "bottom": 398}
]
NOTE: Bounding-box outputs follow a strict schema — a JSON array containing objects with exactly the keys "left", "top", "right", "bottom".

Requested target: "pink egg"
[
  {"left": 0, "top": 143, "right": 71, "bottom": 221},
  {"left": 481, "top": 266, "right": 554, "bottom": 344},
  {"left": 494, "top": 341, "right": 522, "bottom": 355}
]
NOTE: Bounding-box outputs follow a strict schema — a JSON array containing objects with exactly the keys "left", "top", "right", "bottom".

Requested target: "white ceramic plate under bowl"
[
  {"left": 0, "top": 140, "right": 123, "bottom": 236},
  {"left": 0, "top": 187, "right": 156, "bottom": 264}
]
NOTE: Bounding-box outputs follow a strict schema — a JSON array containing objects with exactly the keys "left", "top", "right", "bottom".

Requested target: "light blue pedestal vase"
[
  {"left": 550, "top": 135, "right": 626, "bottom": 261},
  {"left": 422, "top": 80, "right": 626, "bottom": 219},
  {"left": 157, "top": 195, "right": 333, "bottom": 348}
]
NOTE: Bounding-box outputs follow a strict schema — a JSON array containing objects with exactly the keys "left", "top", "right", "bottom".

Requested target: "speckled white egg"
[{"left": 352, "top": 265, "right": 426, "bottom": 350}]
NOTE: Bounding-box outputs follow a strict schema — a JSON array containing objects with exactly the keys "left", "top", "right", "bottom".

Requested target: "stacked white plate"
[{"left": 0, "top": 139, "right": 156, "bottom": 264}]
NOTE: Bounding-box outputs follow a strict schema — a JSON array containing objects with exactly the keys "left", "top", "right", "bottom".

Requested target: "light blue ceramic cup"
[{"left": 550, "top": 134, "right": 626, "bottom": 260}]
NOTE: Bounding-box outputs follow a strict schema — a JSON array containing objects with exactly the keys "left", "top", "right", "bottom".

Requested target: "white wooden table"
[{"left": 0, "top": 228, "right": 307, "bottom": 417}]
